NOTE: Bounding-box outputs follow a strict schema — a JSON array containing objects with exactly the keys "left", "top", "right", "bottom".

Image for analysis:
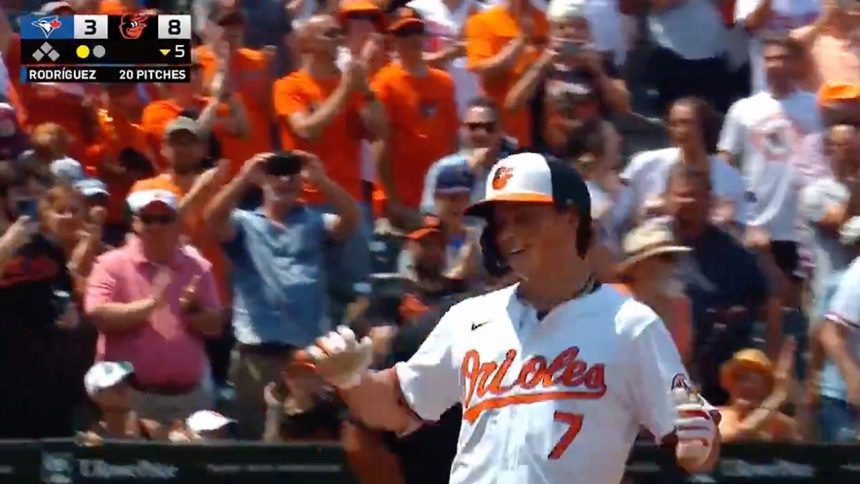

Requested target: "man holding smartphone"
[
  {"left": 503, "top": 0, "right": 630, "bottom": 150},
  {"left": 204, "top": 150, "right": 360, "bottom": 439}
]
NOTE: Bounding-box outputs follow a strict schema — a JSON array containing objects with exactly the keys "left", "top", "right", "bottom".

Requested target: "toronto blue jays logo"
[{"left": 32, "top": 16, "right": 62, "bottom": 38}]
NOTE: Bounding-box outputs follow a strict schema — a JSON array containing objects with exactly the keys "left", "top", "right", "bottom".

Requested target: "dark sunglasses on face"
[
  {"left": 139, "top": 213, "right": 176, "bottom": 225},
  {"left": 464, "top": 121, "right": 496, "bottom": 132}
]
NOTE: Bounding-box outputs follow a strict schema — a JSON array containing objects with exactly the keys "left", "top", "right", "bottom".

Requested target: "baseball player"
[{"left": 306, "top": 153, "right": 720, "bottom": 483}]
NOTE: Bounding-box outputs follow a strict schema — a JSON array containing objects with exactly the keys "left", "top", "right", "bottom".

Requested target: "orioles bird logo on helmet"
[
  {"left": 119, "top": 14, "right": 150, "bottom": 40},
  {"left": 491, "top": 166, "right": 514, "bottom": 190}
]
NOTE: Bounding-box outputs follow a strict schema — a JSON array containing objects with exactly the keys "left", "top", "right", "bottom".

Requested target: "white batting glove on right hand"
[
  {"left": 672, "top": 388, "right": 718, "bottom": 468},
  {"left": 305, "top": 325, "right": 373, "bottom": 389}
]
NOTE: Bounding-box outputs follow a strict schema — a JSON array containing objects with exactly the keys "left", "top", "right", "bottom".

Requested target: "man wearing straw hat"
[{"left": 616, "top": 220, "right": 694, "bottom": 365}]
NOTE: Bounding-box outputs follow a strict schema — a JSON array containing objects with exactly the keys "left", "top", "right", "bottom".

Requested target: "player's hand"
[
  {"left": 672, "top": 388, "right": 717, "bottom": 469},
  {"left": 305, "top": 325, "right": 373, "bottom": 389}
]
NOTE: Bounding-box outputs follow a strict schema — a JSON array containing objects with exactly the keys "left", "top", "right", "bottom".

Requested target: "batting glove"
[
  {"left": 305, "top": 325, "right": 373, "bottom": 389},
  {"left": 672, "top": 388, "right": 718, "bottom": 467}
]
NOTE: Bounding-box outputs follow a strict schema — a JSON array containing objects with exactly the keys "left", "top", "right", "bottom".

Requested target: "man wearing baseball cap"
[
  {"left": 305, "top": 152, "right": 720, "bottom": 482},
  {"left": 372, "top": 7, "right": 458, "bottom": 211},
  {"left": 84, "top": 185, "right": 224, "bottom": 424},
  {"left": 797, "top": 82, "right": 860, "bottom": 189}
]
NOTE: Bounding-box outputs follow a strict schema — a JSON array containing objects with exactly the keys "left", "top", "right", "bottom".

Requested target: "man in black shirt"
[{"left": 666, "top": 163, "right": 781, "bottom": 405}]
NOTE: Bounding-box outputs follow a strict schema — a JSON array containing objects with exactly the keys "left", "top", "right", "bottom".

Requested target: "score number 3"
[{"left": 548, "top": 411, "right": 584, "bottom": 460}]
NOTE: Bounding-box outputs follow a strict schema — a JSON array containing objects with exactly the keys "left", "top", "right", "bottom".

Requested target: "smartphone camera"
[
  {"left": 15, "top": 198, "right": 39, "bottom": 221},
  {"left": 265, "top": 152, "right": 303, "bottom": 177},
  {"left": 559, "top": 40, "right": 584, "bottom": 57}
]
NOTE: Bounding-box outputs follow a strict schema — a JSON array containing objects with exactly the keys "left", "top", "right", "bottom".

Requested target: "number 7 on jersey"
[{"left": 548, "top": 411, "right": 584, "bottom": 460}]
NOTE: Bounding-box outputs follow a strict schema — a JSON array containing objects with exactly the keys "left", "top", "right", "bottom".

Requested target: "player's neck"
[{"left": 518, "top": 260, "right": 592, "bottom": 313}]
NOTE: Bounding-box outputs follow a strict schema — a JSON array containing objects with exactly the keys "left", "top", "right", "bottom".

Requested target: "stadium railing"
[{"left": 0, "top": 440, "right": 856, "bottom": 483}]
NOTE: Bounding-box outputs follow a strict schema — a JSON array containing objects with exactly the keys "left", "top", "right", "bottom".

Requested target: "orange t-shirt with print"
[
  {"left": 371, "top": 62, "right": 458, "bottom": 208},
  {"left": 273, "top": 71, "right": 365, "bottom": 203},
  {"left": 84, "top": 108, "right": 156, "bottom": 225},
  {"left": 196, "top": 46, "right": 274, "bottom": 176},
  {"left": 130, "top": 174, "right": 231, "bottom": 303},
  {"left": 465, "top": 4, "right": 548, "bottom": 147}
]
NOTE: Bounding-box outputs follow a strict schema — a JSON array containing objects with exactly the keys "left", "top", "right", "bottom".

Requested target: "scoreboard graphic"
[{"left": 19, "top": 13, "right": 192, "bottom": 83}]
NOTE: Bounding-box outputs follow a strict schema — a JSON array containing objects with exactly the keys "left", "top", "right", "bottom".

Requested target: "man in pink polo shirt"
[{"left": 85, "top": 186, "right": 224, "bottom": 424}]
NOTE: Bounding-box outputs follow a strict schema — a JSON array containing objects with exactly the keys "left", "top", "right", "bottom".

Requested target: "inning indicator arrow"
[{"left": 160, "top": 49, "right": 171, "bottom": 56}]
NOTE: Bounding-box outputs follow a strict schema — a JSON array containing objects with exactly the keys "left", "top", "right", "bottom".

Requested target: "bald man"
[{"left": 273, "top": 14, "right": 386, "bottom": 195}]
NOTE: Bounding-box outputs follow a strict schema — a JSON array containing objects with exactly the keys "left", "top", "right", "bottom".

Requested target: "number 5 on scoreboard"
[{"left": 548, "top": 411, "right": 584, "bottom": 460}]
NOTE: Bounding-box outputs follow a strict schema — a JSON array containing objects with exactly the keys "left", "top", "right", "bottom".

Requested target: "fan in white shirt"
[
  {"left": 620, "top": 97, "right": 747, "bottom": 232},
  {"left": 718, "top": 38, "right": 822, "bottom": 246}
]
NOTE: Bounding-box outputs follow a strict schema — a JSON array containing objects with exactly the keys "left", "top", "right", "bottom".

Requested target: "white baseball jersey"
[{"left": 395, "top": 283, "right": 691, "bottom": 484}]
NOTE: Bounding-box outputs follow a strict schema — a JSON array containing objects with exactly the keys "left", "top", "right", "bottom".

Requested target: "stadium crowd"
[{"left": 0, "top": 0, "right": 859, "bottom": 481}]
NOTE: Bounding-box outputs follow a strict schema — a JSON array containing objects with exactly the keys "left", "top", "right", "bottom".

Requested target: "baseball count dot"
[
  {"left": 93, "top": 45, "right": 106, "bottom": 58},
  {"left": 76, "top": 45, "right": 90, "bottom": 59}
]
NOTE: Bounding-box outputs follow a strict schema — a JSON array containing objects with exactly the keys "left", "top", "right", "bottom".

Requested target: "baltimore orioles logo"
[
  {"left": 119, "top": 14, "right": 150, "bottom": 40},
  {"left": 491, "top": 166, "right": 514, "bottom": 190}
]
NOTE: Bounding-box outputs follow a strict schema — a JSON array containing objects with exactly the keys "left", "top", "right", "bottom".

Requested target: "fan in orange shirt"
[
  {"left": 141, "top": 56, "right": 249, "bottom": 171},
  {"left": 196, "top": 8, "right": 276, "bottom": 178},
  {"left": 371, "top": 8, "right": 458, "bottom": 210},
  {"left": 84, "top": 85, "right": 158, "bottom": 240},
  {"left": 272, "top": 14, "right": 387, "bottom": 205},
  {"left": 465, "top": 0, "right": 548, "bottom": 146}
]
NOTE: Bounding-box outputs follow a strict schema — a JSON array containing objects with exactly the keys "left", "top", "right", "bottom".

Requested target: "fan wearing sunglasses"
[{"left": 84, "top": 186, "right": 224, "bottom": 425}]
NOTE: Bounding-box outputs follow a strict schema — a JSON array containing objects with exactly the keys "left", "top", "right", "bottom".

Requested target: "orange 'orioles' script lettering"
[{"left": 461, "top": 346, "right": 607, "bottom": 423}]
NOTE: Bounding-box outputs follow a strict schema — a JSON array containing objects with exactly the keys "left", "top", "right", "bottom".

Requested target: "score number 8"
[{"left": 168, "top": 19, "right": 181, "bottom": 35}]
